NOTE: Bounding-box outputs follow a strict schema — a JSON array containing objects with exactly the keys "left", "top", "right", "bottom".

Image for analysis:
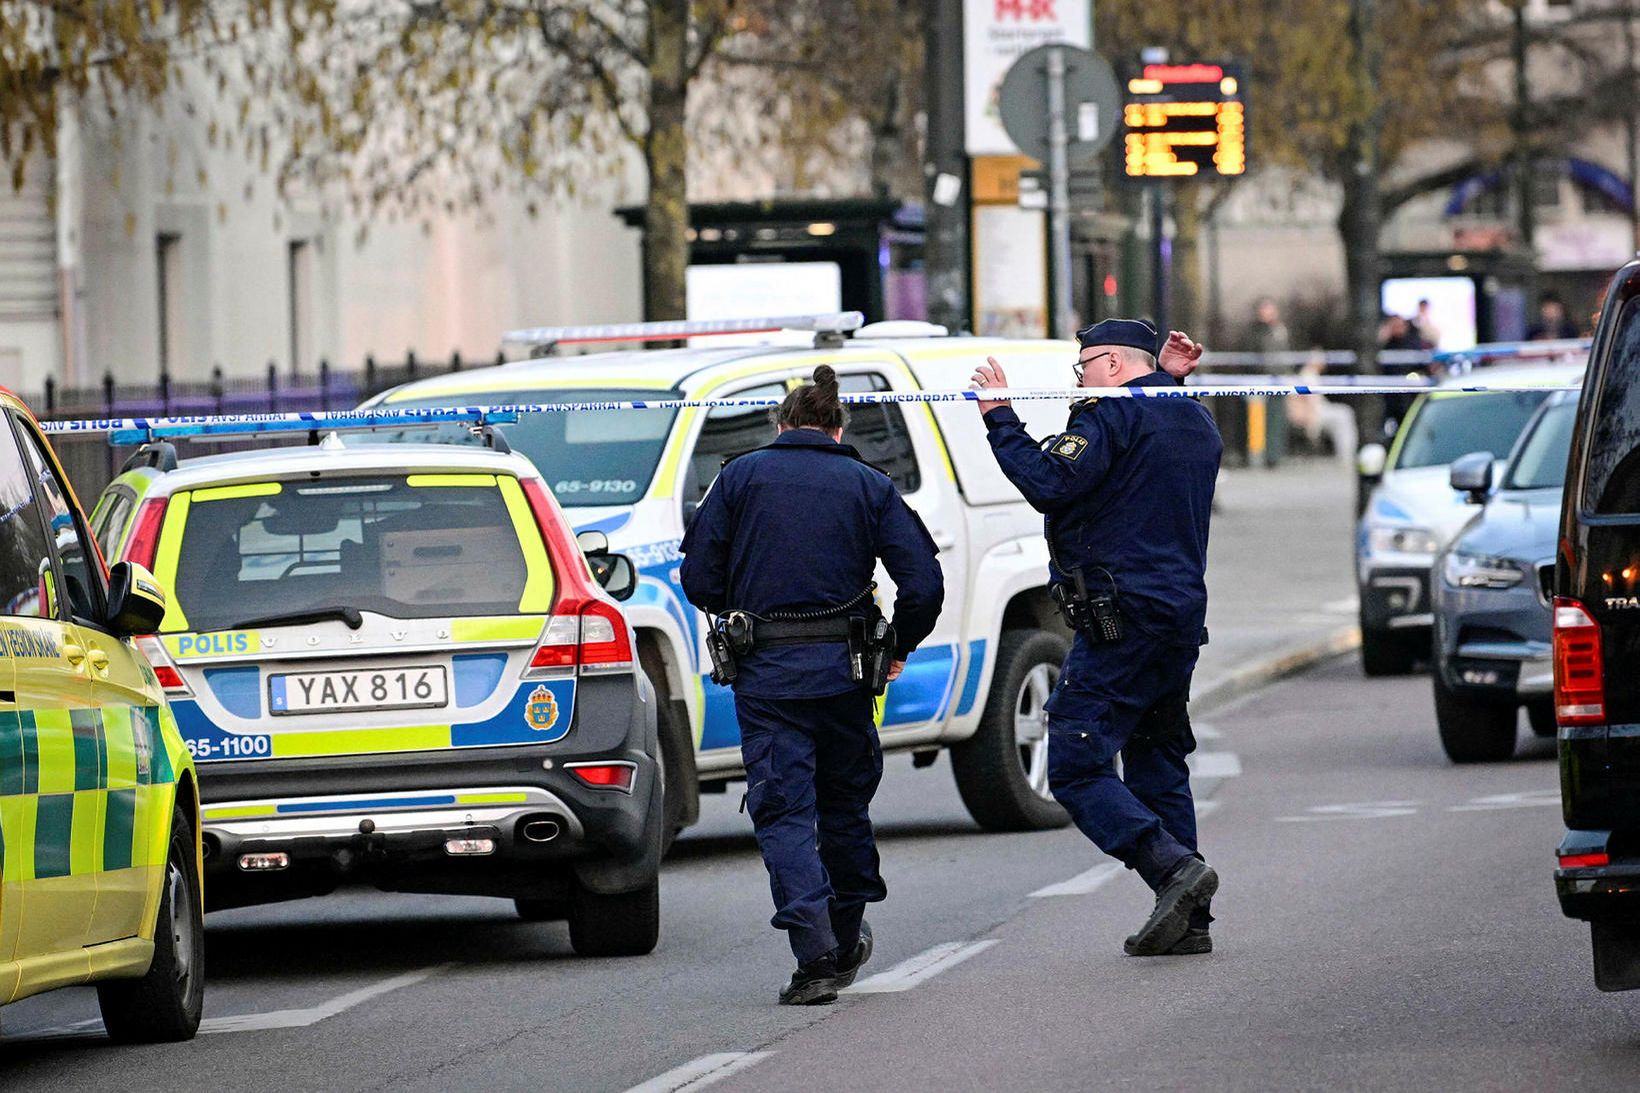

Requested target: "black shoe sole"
[
  {"left": 779, "top": 978, "right": 841, "bottom": 1006},
  {"left": 1125, "top": 864, "right": 1219, "bottom": 957},
  {"left": 834, "top": 932, "right": 875, "bottom": 989}
]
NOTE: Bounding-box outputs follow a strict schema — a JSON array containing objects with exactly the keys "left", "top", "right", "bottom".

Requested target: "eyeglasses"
[{"left": 1073, "top": 351, "right": 1116, "bottom": 384}]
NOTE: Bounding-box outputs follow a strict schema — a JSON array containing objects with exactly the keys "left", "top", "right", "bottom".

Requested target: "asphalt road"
[{"left": 2, "top": 657, "right": 1630, "bottom": 1092}]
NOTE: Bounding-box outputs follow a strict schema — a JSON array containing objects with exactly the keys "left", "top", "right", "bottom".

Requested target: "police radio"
[
  {"left": 1051, "top": 567, "right": 1123, "bottom": 643},
  {"left": 706, "top": 611, "right": 756, "bottom": 685}
]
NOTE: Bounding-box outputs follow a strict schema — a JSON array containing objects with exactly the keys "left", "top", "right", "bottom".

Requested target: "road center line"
[
  {"left": 844, "top": 940, "right": 1000, "bottom": 994},
  {"left": 624, "top": 1052, "right": 775, "bottom": 1093},
  {"left": 1031, "top": 862, "right": 1122, "bottom": 898},
  {"left": 201, "top": 964, "right": 456, "bottom": 1034},
  {"left": 1189, "top": 752, "right": 1243, "bottom": 779}
]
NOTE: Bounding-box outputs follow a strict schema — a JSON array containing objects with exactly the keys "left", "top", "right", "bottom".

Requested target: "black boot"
[
  {"left": 1124, "top": 858, "right": 1219, "bottom": 957},
  {"left": 779, "top": 953, "right": 841, "bottom": 1006},
  {"left": 834, "top": 921, "right": 874, "bottom": 988}
]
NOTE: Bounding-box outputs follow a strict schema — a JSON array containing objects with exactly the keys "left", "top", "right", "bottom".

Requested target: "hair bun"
[{"left": 812, "top": 364, "right": 838, "bottom": 390}]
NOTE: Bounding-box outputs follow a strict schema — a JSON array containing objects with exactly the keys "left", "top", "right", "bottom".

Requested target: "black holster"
[{"left": 1051, "top": 568, "right": 1123, "bottom": 643}]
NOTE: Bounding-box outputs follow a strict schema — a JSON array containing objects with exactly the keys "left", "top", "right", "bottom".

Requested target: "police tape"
[{"left": 36, "top": 382, "right": 1583, "bottom": 442}]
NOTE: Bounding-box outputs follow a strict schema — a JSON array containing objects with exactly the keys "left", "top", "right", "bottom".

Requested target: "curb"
[{"left": 1190, "top": 624, "right": 1362, "bottom": 715}]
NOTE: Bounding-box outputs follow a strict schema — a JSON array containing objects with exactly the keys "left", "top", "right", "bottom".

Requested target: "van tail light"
[
  {"left": 135, "top": 635, "right": 191, "bottom": 696},
  {"left": 526, "top": 599, "right": 635, "bottom": 677},
  {"left": 566, "top": 761, "right": 636, "bottom": 792},
  {"left": 1559, "top": 851, "right": 1610, "bottom": 869},
  {"left": 1553, "top": 597, "right": 1605, "bottom": 726},
  {"left": 123, "top": 497, "right": 170, "bottom": 568}
]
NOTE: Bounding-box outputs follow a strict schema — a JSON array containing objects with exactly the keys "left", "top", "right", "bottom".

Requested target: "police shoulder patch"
[{"left": 1053, "top": 434, "right": 1089, "bottom": 461}]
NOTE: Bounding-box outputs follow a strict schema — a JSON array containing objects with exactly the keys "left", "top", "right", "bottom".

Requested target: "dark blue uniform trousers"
[
  {"left": 1046, "top": 631, "right": 1210, "bottom": 925},
  {"left": 736, "top": 688, "right": 887, "bottom": 964}
]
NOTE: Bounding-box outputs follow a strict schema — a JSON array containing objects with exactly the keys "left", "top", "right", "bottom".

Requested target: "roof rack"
[
  {"left": 48, "top": 408, "right": 522, "bottom": 447},
  {"left": 502, "top": 312, "right": 866, "bottom": 355}
]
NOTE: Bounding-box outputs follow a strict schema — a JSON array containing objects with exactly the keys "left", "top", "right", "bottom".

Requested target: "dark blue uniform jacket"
[
  {"left": 983, "top": 371, "right": 1222, "bottom": 644},
  {"left": 678, "top": 428, "right": 945, "bottom": 699}
]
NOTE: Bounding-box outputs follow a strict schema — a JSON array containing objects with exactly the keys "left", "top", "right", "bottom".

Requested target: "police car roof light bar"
[
  {"left": 1431, "top": 337, "right": 1592, "bottom": 365},
  {"left": 502, "top": 312, "right": 867, "bottom": 352},
  {"left": 77, "top": 407, "right": 521, "bottom": 447}
]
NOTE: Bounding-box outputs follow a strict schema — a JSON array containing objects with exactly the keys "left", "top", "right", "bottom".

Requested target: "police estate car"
[
  {"left": 366, "top": 314, "right": 1122, "bottom": 834},
  {"left": 0, "top": 387, "right": 203, "bottom": 1042},
  {"left": 93, "top": 431, "right": 663, "bottom": 956}
]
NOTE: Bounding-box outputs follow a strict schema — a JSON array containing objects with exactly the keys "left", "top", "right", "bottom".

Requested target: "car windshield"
[
  {"left": 166, "top": 475, "right": 537, "bottom": 633},
  {"left": 366, "top": 388, "right": 681, "bottom": 507},
  {"left": 1393, "top": 391, "right": 1551, "bottom": 470},
  {"left": 1503, "top": 400, "right": 1577, "bottom": 490}
]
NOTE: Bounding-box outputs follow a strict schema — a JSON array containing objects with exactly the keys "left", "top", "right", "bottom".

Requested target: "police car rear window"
[
  {"left": 168, "top": 476, "right": 532, "bottom": 632},
  {"left": 1583, "top": 297, "right": 1640, "bottom": 515},
  {"left": 368, "top": 388, "right": 681, "bottom": 507}
]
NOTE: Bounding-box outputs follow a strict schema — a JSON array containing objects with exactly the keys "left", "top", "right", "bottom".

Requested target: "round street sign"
[{"left": 997, "top": 44, "right": 1120, "bottom": 165}]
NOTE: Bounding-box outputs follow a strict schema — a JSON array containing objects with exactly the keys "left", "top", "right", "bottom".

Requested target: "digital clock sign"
[{"left": 1123, "top": 61, "right": 1246, "bottom": 179}]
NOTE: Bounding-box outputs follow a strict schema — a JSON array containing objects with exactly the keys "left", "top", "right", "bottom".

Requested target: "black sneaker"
[
  {"left": 1124, "top": 858, "right": 1219, "bottom": 957},
  {"left": 1167, "top": 928, "right": 1212, "bottom": 955},
  {"left": 779, "top": 954, "right": 841, "bottom": 1006},
  {"left": 834, "top": 921, "right": 874, "bottom": 988}
]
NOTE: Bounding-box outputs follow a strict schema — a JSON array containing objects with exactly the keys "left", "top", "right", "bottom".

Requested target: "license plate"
[{"left": 269, "top": 666, "right": 448, "bottom": 715}]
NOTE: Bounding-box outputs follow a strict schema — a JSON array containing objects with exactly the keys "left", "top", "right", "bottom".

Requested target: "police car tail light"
[
  {"left": 577, "top": 599, "right": 634, "bottom": 673},
  {"left": 123, "top": 496, "right": 170, "bottom": 568},
  {"left": 566, "top": 761, "right": 636, "bottom": 792},
  {"left": 135, "top": 634, "right": 191, "bottom": 695},
  {"left": 1554, "top": 597, "right": 1605, "bottom": 726},
  {"left": 528, "top": 616, "right": 583, "bottom": 672}
]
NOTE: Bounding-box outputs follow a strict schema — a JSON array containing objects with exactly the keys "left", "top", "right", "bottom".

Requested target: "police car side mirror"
[
  {"left": 105, "top": 561, "right": 167, "bottom": 636},
  {"left": 589, "top": 553, "right": 637, "bottom": 602},
  {"left": 1357, "top": 442, "right": 1387, "bottom": 479},
  {"left": 1449, "top": 451, "right": 1493, "bottom": 504},
  {"left": 576, "top": 530, "right": 610, "bottom": 554}
]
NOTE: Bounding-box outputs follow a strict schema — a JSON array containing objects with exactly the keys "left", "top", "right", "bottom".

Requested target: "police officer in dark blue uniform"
[
  {"left": 679, "top": 365, "right": 944, "bottom": 1004},
  {"left": 971, "top": 319, "right": 1224, "bottom": 957}
]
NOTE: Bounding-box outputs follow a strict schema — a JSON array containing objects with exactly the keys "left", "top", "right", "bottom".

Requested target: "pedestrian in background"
[
  {"left": 1414, "top": 298, "right": 1442, "bottom": 349},
  {"left": 1527, "top": 291, "right": 1581, "bottom": 341},
  {"left": 969, "top": 320, "right": 1223, "bottom": 956},
  {"left": 679, "top": 366, "right": 944, "bottom": 1005},
  {"left": 1251, "top": 297, "right": 1291, "bottom": 359}
]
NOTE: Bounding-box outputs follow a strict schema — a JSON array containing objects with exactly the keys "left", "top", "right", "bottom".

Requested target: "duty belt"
[{"left": 754, "top": 617, "right": 856, "bottom": 646}]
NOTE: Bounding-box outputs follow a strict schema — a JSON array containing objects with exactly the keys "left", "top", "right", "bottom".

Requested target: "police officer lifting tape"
[
  {"left": 971, "top": 319, "right": 1224, "bottom": 957},
  {"left": 679, "top": 365, "right": 944, "bottom": 1005}
]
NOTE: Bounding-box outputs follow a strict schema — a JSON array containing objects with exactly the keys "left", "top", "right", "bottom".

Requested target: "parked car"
[
  {"left": 0, "top": 386, "right": 203, "bottom": 1041},
  {"left": 1355, "top": 362, "right": 1583, "bottom": 676},
  {"left": 1430, "top": 391, "right": 1576, "bottom": 762},
  {"left": 1553, "top": 257, "right": 1640, "bottom": 990},
  {"left": 94, "top": 431, "right": 663, "bottom": 956},
  {"left": 365, "top": 317, "right": 1092, "bottom": 832}
]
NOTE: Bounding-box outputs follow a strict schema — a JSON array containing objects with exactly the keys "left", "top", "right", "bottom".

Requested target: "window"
[
  {"left": 1584, "top": 297, "right": 1640, "bottom": 514},
  {"left": 686, "top": 383, "right": 787, "bottom": 505},
  {"left": 17, "top": 424, "right": 102, "bottom": 623},
  {"left": 838, "top": 374, "right": 921, "bottom": 494},
  {"left": 156, "top": 232, "right": 182, "bottom": 376},
  {"left": 288, "top": 238, "right": 314, "bottom": 374},
  {"left": 91, "top": 489, "right": 136, "bottom": 560},
  {"left": 0, "top": 419, "right": 53, "bottom": 618},
  {"left": 1504, "top": 399, "right": 1576, "bottom": 491}
]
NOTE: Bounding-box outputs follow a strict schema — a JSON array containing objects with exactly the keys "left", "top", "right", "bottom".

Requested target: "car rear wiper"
[{"left": 229, "top": 606, "right": 364, "bottom": 631}]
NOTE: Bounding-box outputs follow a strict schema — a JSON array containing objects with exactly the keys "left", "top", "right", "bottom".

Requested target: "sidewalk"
[{"left": 1193, "top": 457, "right": 1360, "bottom": 708}]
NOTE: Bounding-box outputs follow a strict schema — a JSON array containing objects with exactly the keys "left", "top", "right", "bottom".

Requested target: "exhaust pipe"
[{"left": 521, "top": 818, "right": 562, "bottom": 843}]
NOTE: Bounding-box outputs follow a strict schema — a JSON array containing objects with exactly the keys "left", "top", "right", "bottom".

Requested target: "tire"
[
  {"left": 1361, "top": 627, "right": 1419, "bottom": 677},
  {"left": 98, "top": 803, "right": 205, "bottom": 1043},
  {"left": 950, "top": 630, "right": 1072, "bottom": 832},
  {"left": 567, "top": 876, "right": 660, "bottom": 957},
  {"left": 1528, "top": 700, "right": 1557, "bottom": 737},
  {"left": 656, "top": 700, "right": 696, "bottom": 857},
  {"left": 1434, "top": 672, "right": 1518, "bottom": 763},
  {"left": 514, "top": 898, "right": 567, "bottom": 922}
]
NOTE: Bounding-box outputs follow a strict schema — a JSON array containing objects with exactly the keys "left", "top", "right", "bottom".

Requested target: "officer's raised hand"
[
  {"left": 970, "top": 357, "right": 1011, "bottom": 415},
  {"left": 1159, "top": 331, "right": 1205, "bottom": 380}
]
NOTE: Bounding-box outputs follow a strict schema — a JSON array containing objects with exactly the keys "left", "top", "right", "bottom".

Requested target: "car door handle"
[
  {"left": 88, "top": 648, "right": 111, "bottom": 674},
  {"left": 932, "top": 533, "right": 958, "bottom": 552},
  {"left": 63, "top": 643, "right": 87, "bottom": 668}
]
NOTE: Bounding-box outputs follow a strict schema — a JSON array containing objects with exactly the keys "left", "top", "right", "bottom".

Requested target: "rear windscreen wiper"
[{"left": 229, "top": 606, "right": 364, "bottom": 631}]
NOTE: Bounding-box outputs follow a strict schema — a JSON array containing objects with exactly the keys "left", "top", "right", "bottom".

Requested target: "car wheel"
[
  {"left": 1434, "top": 672, "right": 1518, "bottom": 763},
  {"left": 97, "top": 803, "right": 206, "bottom": 1043},
  {"left": 1361, "top": 627, "right": 1419, "bottom": 676},
  {"left": 950, "top": 630, "right": 1072, "bottom": 832},
  {"left": 1527, "top": 700, "right": 1557, "bottom": 737},
  {"left": 567, "top": 876, "right": 660, "bottom": 957},
  {"left": 656, "top": 700, "right": 696, "bottom": 857}
]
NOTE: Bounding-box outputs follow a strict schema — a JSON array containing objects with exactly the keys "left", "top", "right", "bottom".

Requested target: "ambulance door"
[{"left": 0, "top": 412, "right": 100, "bottom": 969}]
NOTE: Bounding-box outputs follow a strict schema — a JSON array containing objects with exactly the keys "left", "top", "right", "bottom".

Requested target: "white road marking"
[
  {"left": 1189, "top": 752, "right": 1242, "bottom": 779},
  {"left": 1322, "top": 595, "right": 1361, "bottom": 614},
  {"left": 1275, "top": 800, "right": 1420, "bottom": 822},
  {"left": 1193, "top": 722, "right": 1224, "bottom": 740},
  {"left": 201, "top": 964, "right": 455, "bottom": 1034},
  {"left": 1031, "top": 862, "right": 1122, "bottom": 898},
  {"left": 624, "top": 1052, "right": 775, "bottom": 1093},
  {"left": 844, "top": 940, "right": 1000, "bottom": 994},
  {"left": 1195, "top": 799, "right": 1221, "bottom": 819},
  {"left": 1449, "top": 789, "right": 1561, "bottom": 812}
]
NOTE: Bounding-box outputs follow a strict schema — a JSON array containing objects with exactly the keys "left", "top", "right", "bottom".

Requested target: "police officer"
[
  {"left": 970, "top": 319, "right": 1223, "bottom": 957},
  {"left": 679, "top": 365, "right": 944, "bottom": 1004}
]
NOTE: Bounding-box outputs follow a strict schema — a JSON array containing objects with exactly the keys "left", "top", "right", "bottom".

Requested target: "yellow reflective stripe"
[
  {"left": 203, "top": 804, "right": 279, "bottom": 819},
  {"left": 271, "top": 725, "right": 452, "bottom": 759},
  {"left": 32, "top": 709, "right": 75, "bottom": 795},
  {"left": 193, "top": 482, "right": 282, "bottom": 503},
  {"left": 0, "top": 797, "right": 35, "bottom": 882},
  {"left": 102, "top": 706, "right": 137, "bottom": 787},
  {"left": 652, "top": 407, "right": 701, "bottom": 497},
  {"left": 406, "top": 473, "right": 497, "bottom": 488},
  {"left": 496, "top": 477, "right": 555, "bottom": 613},
  {"left": 69, "top": 790, "right": 101, "bottom": 876},
  {"left": 450, "top": 616, "right": 545, "bottom": 643},
  {"left": 456, "top": 792, "right": 529, "bottom": 805},
  {"left": 152, "top": 492, "right": 192, "bottom": 632},
  {"left": 133, "top": 785, "right": 167, "bottom": 868}
]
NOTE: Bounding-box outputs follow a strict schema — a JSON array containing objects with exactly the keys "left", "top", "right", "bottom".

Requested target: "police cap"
[{"left": 1076, "top": 318, "right": 1159, "bottom": 355}]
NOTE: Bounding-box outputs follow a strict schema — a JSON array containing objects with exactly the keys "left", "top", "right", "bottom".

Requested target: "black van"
[{"left": 1554, "top": 256, "right": 1640, "bottom": 990}]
